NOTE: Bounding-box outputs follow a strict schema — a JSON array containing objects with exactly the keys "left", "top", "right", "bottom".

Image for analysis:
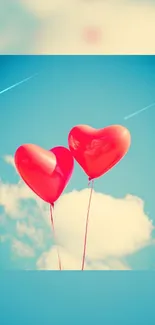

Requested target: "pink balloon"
[
  {"left": 15, "top": 144, "right": 74, "bottom": 204},
  {"left": 68, "top": 124, "right": 131, "bottom": 180}
]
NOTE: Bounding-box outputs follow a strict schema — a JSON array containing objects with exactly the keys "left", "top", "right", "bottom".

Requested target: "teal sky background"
[
  {"left": 0, "top": 272, "right": 154, "bottom": 325},
  {"left": 0, "top": 55, "right": 155, "bottom": 271},
  {"left": 0, "top": 272, "right": 155, "bottom": 325}
]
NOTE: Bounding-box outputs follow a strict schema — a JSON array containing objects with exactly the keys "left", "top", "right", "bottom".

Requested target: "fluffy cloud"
[
  {"left": 37, "top": 246, "right": 91, "bottom": 270},
  {"left": 1, "top": 155, "right": 154, "bottom": 270},
  {"left": 3, "top": 155, "right": 16, "bottom": 168},
  {"left": 37, "top": 246, "right": 131, "bottom": 270},
  {"left": 36, "top": 189, "right": 153, "bottom": 269},
  {"left": 0, "top": 156, "right": 39, "bottom": 217},
  {"left": 12, "top": 238, "right": 35, "bottom": 257},
  {"left": 0, "top": 180, "right": 35, "bottom": 217},
  {"left": 16, "top": 221, "right": 45, "bottom": 248}
]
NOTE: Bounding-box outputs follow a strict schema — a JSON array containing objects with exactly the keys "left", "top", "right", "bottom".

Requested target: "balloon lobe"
[
  {"left": 68, "top": 124, "right": 131, "bottom": 180},
  {"left": 15, "top": 144, "right": 74, "bottom": 204}
]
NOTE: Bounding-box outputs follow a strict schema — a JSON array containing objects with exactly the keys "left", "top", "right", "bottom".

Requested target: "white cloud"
[
  {"left": 37, "top": 189, "right": 154, "bottom": 269},
  {"left": 0, "top": 180, "right": 35, "bottom": 217},
  {"left": 88, "top": 259, "right": 131, "bottom": 271},
  {"left": 0, "top": 155, "right": 37, "bottom": 217},
  {"left": 1, "top": 154, "right": 154, "bottom": 270},
  {"left": 52, "top": 190, "right": 153, "bottom": 258},
  {"left": 37, "top": 246, "right": 131, "bottom": 270},
  {"left": 16, "top": 221, "right": 45, "bottom": 248},
  {"left": 37, "top": 246, "right": 90, "bottom": 270},
  {"left": 12, "top": 238, "right": 35, "bottom": 257},
  {"left": 3, "top": 155, "right": 16, "bottom": 168}
]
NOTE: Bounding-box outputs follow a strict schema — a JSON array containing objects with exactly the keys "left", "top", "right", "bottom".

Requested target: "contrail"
[
  {"left": 0, "top": 73, "right": 38, "bottom": 96},
  {"left": 124, "top": 102, "right": 155, "bottom": 120}
]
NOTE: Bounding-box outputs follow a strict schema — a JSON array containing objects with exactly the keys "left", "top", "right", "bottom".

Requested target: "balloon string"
[
  {"left": 81, "top": 179, "right": 94, "bottom": 271},
  {"left": 88, "top": 180, "right": 91, "bottom": 187},
  {"left": 50, "top": 204, "right": 62, "bottom": 271}
]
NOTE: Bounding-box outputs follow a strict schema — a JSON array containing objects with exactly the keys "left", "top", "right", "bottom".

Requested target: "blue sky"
[
  {"left": 0, "top": 55, "right": 155, "bottom": 271},
  {"left": 0, "top": 272, "right": 155, "bottom": 325}
]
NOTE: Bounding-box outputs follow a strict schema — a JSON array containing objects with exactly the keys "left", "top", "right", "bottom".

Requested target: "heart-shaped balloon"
[
  {"left": 14, "top": 144, "right": 74, "bottom": 204},
  {"left": 68, "top": 124, "right": 131, "bottom": 180}
]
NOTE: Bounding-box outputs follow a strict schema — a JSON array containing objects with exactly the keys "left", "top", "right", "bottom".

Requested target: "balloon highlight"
[
  {"left": 68, "top": 124, "right": 131, "bottom": 180},
  {"left": 15, "top": 144, "right": 74, "bottom": 204},
  {"left": 14, "top": 123, "right": 131, "bottom": 271}
]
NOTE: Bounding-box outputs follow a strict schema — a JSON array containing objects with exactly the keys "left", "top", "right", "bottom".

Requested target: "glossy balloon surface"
[
  {"left": 68, "top": 124, "right": 131, "bottom": 180},
  {"left": 15, "top": 144, "right": 74, "bottom": 204}
]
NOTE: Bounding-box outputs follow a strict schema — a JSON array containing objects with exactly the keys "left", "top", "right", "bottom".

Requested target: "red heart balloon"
[
  {"left": 14, "top": 144, "right": 74, "bottom": 204},
  {"left": 68, "top": 124, "right": 131, "bottom": 180}
]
